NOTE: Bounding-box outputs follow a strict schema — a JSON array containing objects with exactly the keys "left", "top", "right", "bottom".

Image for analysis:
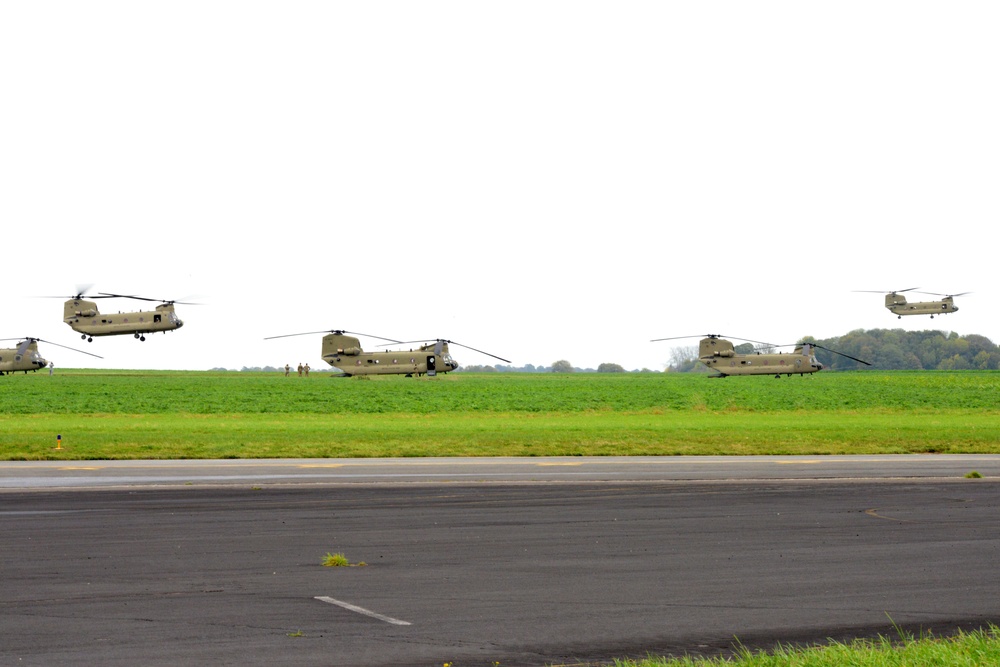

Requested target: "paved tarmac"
[{"left": 2, "top": 457, "right": 999, "bottom": 666}]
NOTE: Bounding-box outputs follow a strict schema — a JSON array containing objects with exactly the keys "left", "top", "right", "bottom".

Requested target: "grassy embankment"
[
  {"left": 616, "top": 625, "right": 1000, "bottom": 666},
  {"left": 1, "top": 369, "right": 998, "bottom": 460}
]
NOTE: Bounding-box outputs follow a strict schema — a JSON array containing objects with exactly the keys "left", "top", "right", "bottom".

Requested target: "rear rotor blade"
[{"left": 0, "top": 337, "right": 103, "bottom": 359}]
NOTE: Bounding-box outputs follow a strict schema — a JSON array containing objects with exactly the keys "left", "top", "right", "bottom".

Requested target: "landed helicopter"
[
  {"left": 652, "top": 334, "right": 871, "bottom": 378},
  {"left": 854, "top": 288, "right": 969, "bottom": 319},
  {"left": 54, "top": 289, "right": 191, "bottom": 342},
  {"left": 264, "top": 330, "right": 510, "bottom": 377},
  {"left": 0, "top": 337, "right": 103, "bottom": 375}
]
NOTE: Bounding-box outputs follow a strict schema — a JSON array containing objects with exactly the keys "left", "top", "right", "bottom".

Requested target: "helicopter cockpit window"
[{"left": 154, "top": 314, "right": 162, "bottom": 323}]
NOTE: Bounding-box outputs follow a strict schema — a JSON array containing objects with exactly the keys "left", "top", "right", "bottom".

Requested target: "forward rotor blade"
[
  {"left": 445, "top": 340, "right": 511, "bottom": 364},
  {"left": 811, "top": 344, "right": 871, "bottom": 366},
  {"left": 914, "top": 291, "right": 971, "bottom": 298},
  {"left": 388, "top": 339, "right": 511, "bottom": 363},
  {"left": 98, "top": 293, "right": 201, "bottom": 305},
  {"left": 38, "top": 339, "right": 104, "bottom": 359}
]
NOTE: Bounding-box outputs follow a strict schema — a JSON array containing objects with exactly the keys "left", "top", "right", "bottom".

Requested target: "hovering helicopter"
[
  {"left": 264, "top": 330, "right": 510, "bottom": 377},
  {"left": 0, "top": 337, "right": 103, "bottom": 375},
  {"left": 854, "top": 288, "right": 969, "bottom": 319},
  {"left": 55, "top": 289, "right": 191, "bottom": 341},
  {"left": 651, "top": 334, "right": 871, "bottom": 378}
]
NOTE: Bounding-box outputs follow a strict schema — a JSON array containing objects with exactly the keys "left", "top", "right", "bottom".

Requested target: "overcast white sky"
[{"left": 3, "top": 2, "right": 998, "bottom": 371}]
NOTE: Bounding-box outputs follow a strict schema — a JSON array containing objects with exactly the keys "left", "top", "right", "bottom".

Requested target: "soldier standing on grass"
[
  {"left": 284, "top": 364, "right": 290, "bottom": 377},
  {"left": 297, "top": 363, "right": 303, "bottom": 377}
]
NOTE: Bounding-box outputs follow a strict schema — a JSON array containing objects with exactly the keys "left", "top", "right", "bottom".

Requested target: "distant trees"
[
  {"left": 665, "top": 329, "right": 999, "bottom": 372},
  {"left": 551, "top": 360, "right": 575, "bottom": 373},
  {"left": 597, "top": 363, "right": 625, "bottom": 373}
]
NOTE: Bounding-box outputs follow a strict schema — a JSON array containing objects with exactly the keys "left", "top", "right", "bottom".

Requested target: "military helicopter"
[
  {"left": 651, "top": 334, "right": 871, "bottom": 378},
  {"left": 264, "top": 330, "right": 510, "bottom": 377},
  {"left": 54, "top": 289, "right": 191, "bottom": 341},
  {"left": 854, "top": 288, "right": 969, "bottom": 318},
  {"left": 0, "top": 337, "right": 102, "bottom": 375}
]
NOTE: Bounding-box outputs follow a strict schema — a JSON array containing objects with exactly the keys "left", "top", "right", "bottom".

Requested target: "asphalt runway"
[{"left": 2, "top": 457, "right": 999, "bottom": 666}]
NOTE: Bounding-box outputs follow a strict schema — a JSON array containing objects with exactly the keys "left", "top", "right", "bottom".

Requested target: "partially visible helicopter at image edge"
[
  {"left": 652, "top": 334, "right": 871, "bottom": 379},
  {"left": 51, "top": 288, "right": 193, "bottom": 342},
  {"left": 264, "top": 330, "right": 510, "bottom": 377},
  {"left": 0, "top": 337, "right": 102, "bottom": 375},
  {"left": 854, "top": 288, "right": 969, "bottom": 319}
]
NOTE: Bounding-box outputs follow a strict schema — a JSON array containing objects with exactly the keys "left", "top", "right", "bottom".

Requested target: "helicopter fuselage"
[
  {"left": 0, "top": 342, "right": 48, "bottom": 375},
  {"left": 64, "top": 299, "right": 184, "bottom": 341},
  {"left": 885, "top": 294, "right": 957, "bottom": 318},
  {"left": 697, "top": 337, "right": 823, "bottom": 378},
  {"left": 321, "top": 334, "right": 458, "bottom": 376}
]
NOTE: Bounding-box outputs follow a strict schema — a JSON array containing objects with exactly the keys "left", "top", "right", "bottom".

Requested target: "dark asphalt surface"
[{"left": 2, "top": 458, "right": 999, "bottom": 666}]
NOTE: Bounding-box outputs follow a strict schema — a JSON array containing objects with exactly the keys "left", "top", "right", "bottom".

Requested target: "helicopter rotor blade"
[
  {"left": 651, "top": 334, "right": 777, "bottom": 347},
  {"left": 0, "top": 337, "right": 103, "bottom": 359},
  {"left": 852, "top": 287, "right": 919, "bottom": 295},
  {"left": 439, "top": 340, "right": 511, "bottom": 363},
  {"left": 264, "top": 330, "right": 402, "bottom": 343},
  {"left": 97, "top": 293, "right": 202, "bottom": 305},
  {"left": 807, "top": 343, "right": 871, "bottom": 366},
  {"left": 388, "top": 339, "right": 511, "bottom": 364},
  {"left": 913, "top": 291, "right": 971, "bottom": 298}
]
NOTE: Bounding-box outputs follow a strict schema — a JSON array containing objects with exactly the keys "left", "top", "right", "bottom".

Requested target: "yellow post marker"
[{"left": 55, "top": 434, "right": 62, "bottom": 450}]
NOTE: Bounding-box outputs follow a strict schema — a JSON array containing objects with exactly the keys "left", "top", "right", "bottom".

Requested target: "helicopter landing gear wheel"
[
  {"left": 87, "top": 337, "right": 93, "bottom": 343},
  {"left": 140, "top": 335, "right": 146, "bottom": 341},
  {"left": 81, "top": 334, "right": 87, "bottom": 340}
]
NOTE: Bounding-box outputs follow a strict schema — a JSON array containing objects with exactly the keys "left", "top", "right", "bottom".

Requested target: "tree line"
[
  {"left": 222, "top": 329, "right": 998, "bottom": 373},
  {"left": 665, "top": 329, "right": 1000, "bottom": 372}
]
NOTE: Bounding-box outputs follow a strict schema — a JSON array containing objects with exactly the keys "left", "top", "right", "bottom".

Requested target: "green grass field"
[
  {"left": 616, "top": 625, "right": 1000, "bottom": 667},
  {"left": 1, "top": 370, "right": 998, "bottom": 460}
]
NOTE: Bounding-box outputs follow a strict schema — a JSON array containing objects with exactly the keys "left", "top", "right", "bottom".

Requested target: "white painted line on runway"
[{"left": 314, "top": 596, "right": 412, "bottom": 625}]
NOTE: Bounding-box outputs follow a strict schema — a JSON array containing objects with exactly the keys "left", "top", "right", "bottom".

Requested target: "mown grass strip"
[
  {"left": 614, "top": 625, "right": 1000, "bottom": 666},
  {"left": 2, "top": 370, "right": 998, "bottom": 460},
  {"left": 3, "top": 409, "right": 998, "bottom": 460}
]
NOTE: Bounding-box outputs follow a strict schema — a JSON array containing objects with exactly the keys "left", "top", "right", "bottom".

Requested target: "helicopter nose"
[{"left": 176, "top": 319, "right": 184, "bottom": 328}]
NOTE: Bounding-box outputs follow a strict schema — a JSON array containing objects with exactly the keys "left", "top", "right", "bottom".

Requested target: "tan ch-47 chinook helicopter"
[
  {"left": 0, "top": 337, "right": 102, "bottom": 375},
  {"left": 264, "top": 329, "right": 510, "bottom": 377},
  {"left": 53, "top": 289, "right": 191, "bottom": 342},
  {"left": 854, "top": 288, "right": 970, "bottom": 319},
  {"left": 652, "top": 334, "right": 871, "bottom": 378}
]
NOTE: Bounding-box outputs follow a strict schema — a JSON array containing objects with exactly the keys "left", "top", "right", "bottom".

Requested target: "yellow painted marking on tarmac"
[
  {"left": 58, "top": 467, "right": 103, "bottom": 470},
  {"left": 865, "top": 508, "right": 914, "bottom": 523},
  {"left": 297, "top": 464, "right": 346, "bottom": 469},
  {"left": 775, "top": 460, "right": 822, "bottom": 465},
  {"left": 536, "top": 462, "right": 584, "bottom": 467}
]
